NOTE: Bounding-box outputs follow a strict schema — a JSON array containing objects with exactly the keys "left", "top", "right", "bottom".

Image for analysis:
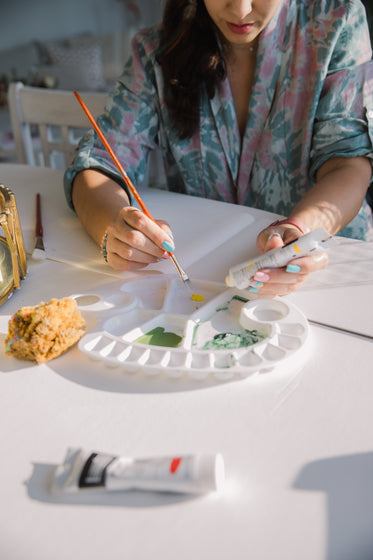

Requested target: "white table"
[{"left": 1, "top": 164, "right": 373, "bottom": 560}]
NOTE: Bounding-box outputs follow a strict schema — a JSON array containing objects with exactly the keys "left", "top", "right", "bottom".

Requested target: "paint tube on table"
[
  {"left": 50, "top": 448, "right": 225, "bottom": 495},
  {"left": 225, "top": 227, "right": 335, "bottom": 290}
]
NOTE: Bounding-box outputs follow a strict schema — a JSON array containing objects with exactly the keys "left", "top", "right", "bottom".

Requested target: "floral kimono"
[{"left": 64, "top": 0, "right": 373, "bottom": 240}]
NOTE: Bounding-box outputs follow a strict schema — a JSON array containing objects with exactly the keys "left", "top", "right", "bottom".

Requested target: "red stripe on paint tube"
[{"left": 170, "top": 457, "right": 182, "bottom": 474}]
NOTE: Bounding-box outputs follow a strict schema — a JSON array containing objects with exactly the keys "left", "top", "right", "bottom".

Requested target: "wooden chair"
[{"left": 7, "top": 82, "right": 107, "bottom": 169}]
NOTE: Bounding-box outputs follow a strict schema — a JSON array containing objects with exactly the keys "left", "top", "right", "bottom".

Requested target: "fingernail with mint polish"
[
  {"left": 268, "top": 232, "right": 282, "bottom": 241},
  {"left": 162, "top": 240, "right": 175, "bottom": 253},
  {"left": 286, "top": 264, "right": 301, "bottom": 273},
  {"left": 249, "top": 286, "right": 260, "bottom": 293}
]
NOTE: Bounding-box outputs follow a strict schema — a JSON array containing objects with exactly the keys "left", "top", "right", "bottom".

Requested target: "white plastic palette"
[{"left": 75, "top": 276, "right": 310, "bottom": 382}]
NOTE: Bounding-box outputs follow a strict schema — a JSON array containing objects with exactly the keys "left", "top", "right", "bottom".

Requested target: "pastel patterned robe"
[{"left": 64, "top": 0, "right": 373, "bottom": 240}]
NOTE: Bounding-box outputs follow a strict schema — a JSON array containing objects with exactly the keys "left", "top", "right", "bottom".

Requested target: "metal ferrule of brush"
[{"left": 170, "top": 254, "right": 192, "bottom": 287}]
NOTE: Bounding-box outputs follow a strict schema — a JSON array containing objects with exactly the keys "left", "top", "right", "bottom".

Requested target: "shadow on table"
[
  {"left": 293, "top": 451, "right": 373, "bottom": 560},
  {"left": 25, "top": 462, "right": 198, "bottom": 508},
  {"left": 0, "top": 332, "right": 233, "bottom": 395},
  {"left": 50, "top": 347, "right": 237, "bottom": 394},
  {"left": 0, "top": 328, "right": 265, "bottom": 395}
]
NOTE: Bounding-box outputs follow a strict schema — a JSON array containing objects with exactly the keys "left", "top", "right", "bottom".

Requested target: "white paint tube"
[
  {"left": 225, "top": 227, "right": 335, "bottom": 290},
  {"left": 51, "top": 448, "right": 225, "bottom": 495}
]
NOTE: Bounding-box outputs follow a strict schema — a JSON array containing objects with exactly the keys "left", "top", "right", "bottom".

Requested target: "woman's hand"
[
  {"left": 249, "top": 156, "right": 372, "bottom": 296},
  {"left": 252, "top": 224, "right": 329, "bottom": 297},
  {"left": 71, "top": 170, "right": 175, "bottom": 271},
  {"left": 104, "top": 206, "right": 175, "bottom": 271}
]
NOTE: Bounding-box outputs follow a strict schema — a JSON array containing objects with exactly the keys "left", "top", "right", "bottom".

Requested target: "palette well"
[{"left": 74, "top": 276, "right": 310, "bottom": 382}]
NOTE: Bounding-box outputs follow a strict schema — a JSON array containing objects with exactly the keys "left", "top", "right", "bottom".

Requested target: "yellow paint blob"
[
  {"left": 293, "top": 243, "right": 302, "bottom": 253},
  {"left": 191, "top": 293, "right": 205, "bottom": 302}
]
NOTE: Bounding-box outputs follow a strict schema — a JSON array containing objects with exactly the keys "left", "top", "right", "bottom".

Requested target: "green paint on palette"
[
  {"left": 232, "top": 295, "right": 249, "bottom": 303},
  {"left": 202, "top": 330, "right": 265, "bottom": 350},
  {"left": 135, "top": 327, "right": 183, "bottom": 348},
  {"left": 191, "top": 322, "right": 200, "bottom": 348}
]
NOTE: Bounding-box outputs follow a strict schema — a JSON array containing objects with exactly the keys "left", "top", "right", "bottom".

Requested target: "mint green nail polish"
[
  {"left": 249, "top": 287, "right": 259, "bottom": 293},
  {"left": 162, "top": 240, "right": 174, "bottom": 253},
  {"left": 286, "top": 264, "right": 301, "bottom": 273},
  {"left": 268, "top": 232, "right": 282, "bottom": 241}
]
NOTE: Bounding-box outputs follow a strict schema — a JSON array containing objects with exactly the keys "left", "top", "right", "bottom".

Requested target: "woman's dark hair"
[{"left": 157, "top": 0, "right": 226, "bottom": 139}]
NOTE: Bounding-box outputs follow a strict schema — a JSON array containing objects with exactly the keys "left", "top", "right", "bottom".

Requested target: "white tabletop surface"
[{"left": 1, "top": 164, "right": 373, "bottom": 560}]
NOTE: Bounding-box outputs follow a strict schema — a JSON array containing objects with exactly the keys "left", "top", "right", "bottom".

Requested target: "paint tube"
[
  {"left": 225, "top": 227, "right": 335, "bottom": 289},
  {"left": 51, "top": 448, "right": 225, "bottom": 495}
]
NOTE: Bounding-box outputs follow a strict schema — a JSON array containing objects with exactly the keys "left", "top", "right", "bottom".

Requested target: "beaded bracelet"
[
  {"left": 269, "top": 218, "right": 310, "bottom": 235},
  {"left": 100, "top": 231, "right": 109, "bottom": 263}
]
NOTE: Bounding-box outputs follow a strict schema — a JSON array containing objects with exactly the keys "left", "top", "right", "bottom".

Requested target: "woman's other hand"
[{"left": 253, "top": 223, "right": 328, "bottom": 297}]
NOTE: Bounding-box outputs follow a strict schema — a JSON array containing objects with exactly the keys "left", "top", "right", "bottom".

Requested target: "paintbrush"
[
  {"left": 74, "top": 91, "right": 192, "bottom": 289},
  {"left": 32, "top": 193, "right": 46, "bottom": 260}
]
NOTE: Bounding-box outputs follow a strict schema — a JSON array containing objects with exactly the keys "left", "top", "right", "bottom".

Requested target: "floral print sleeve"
[
  {"left": 64, "top": 0, "right": 373, "bottom": 240},
  {"left": 310, "top": 0, "right": 373, "bottom": 177},
  {"left": 63, "top": 33, "right": 162, "bottom": 207}
]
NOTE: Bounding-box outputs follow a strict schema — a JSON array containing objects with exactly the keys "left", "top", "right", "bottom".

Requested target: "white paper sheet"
[
  {"left": 299, "top": 238, "right": 373, "bottom": 290},
  {"left": 6, "top": 166, "right": 254, "bottom": 277}
]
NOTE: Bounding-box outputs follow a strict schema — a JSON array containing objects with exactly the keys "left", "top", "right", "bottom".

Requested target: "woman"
[{"left": 64, "top": 0, "right": 373, "bottom": 296}]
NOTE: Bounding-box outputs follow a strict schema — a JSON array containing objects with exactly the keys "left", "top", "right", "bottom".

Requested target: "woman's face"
[{"left": 203, "top": 0, "right": 283, "bottom": 47}]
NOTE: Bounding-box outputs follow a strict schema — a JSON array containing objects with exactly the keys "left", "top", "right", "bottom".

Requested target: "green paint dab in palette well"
[
  {"left": 232, "top": 295, "right": 249, "bottom": 303},
  {"left": 135, "top": 327, "right": 183, "bottom": 348},
  {"left": 202, "top": 330, "right": 265, "bottom": 350}
]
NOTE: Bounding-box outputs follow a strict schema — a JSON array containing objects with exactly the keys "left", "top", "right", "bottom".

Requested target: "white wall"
[{"left": 0, "top": 0, "right": 164, "bottom": 51}]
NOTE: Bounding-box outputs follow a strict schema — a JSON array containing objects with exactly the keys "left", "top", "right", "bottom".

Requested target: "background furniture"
[
  {"left": 0, "top": 31, "right": 137, "bottom": 94},
  {"left": 0, "top": 107, "right": 16, "bottom": 162},
  {"left": 6, "top": 81, "right": 165, "bottom": 183},
  {"left": 0, "top": 0, "right": 163, "bottom": 162},
  {"left": 0, "top": 31, "right": 128, "bottom": 164},
  {"left": 7, "top": 82, "right": 106, "bottom": 168}
]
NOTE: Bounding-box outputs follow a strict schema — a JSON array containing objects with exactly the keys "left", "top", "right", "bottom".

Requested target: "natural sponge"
[{"left": 5, "top": 297, "right": 85, "bottom": 363}]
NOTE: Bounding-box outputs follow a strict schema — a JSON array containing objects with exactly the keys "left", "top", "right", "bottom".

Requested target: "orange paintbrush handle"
[
  {"left": 74, "top": 91, "right": 193, "bottom": 286},
  {"left": 73, "top": 91, "right": 153, "bottom": 221}
]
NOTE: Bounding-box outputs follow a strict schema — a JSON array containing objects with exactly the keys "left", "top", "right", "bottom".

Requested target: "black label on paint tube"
[{"left": 78, "top": 452, "right": 116, "bottom": 488}]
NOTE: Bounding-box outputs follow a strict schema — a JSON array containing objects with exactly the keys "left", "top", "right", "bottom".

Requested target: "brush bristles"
[{"left": 31, "top": 248, "right": 47, "bottom": 260}]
